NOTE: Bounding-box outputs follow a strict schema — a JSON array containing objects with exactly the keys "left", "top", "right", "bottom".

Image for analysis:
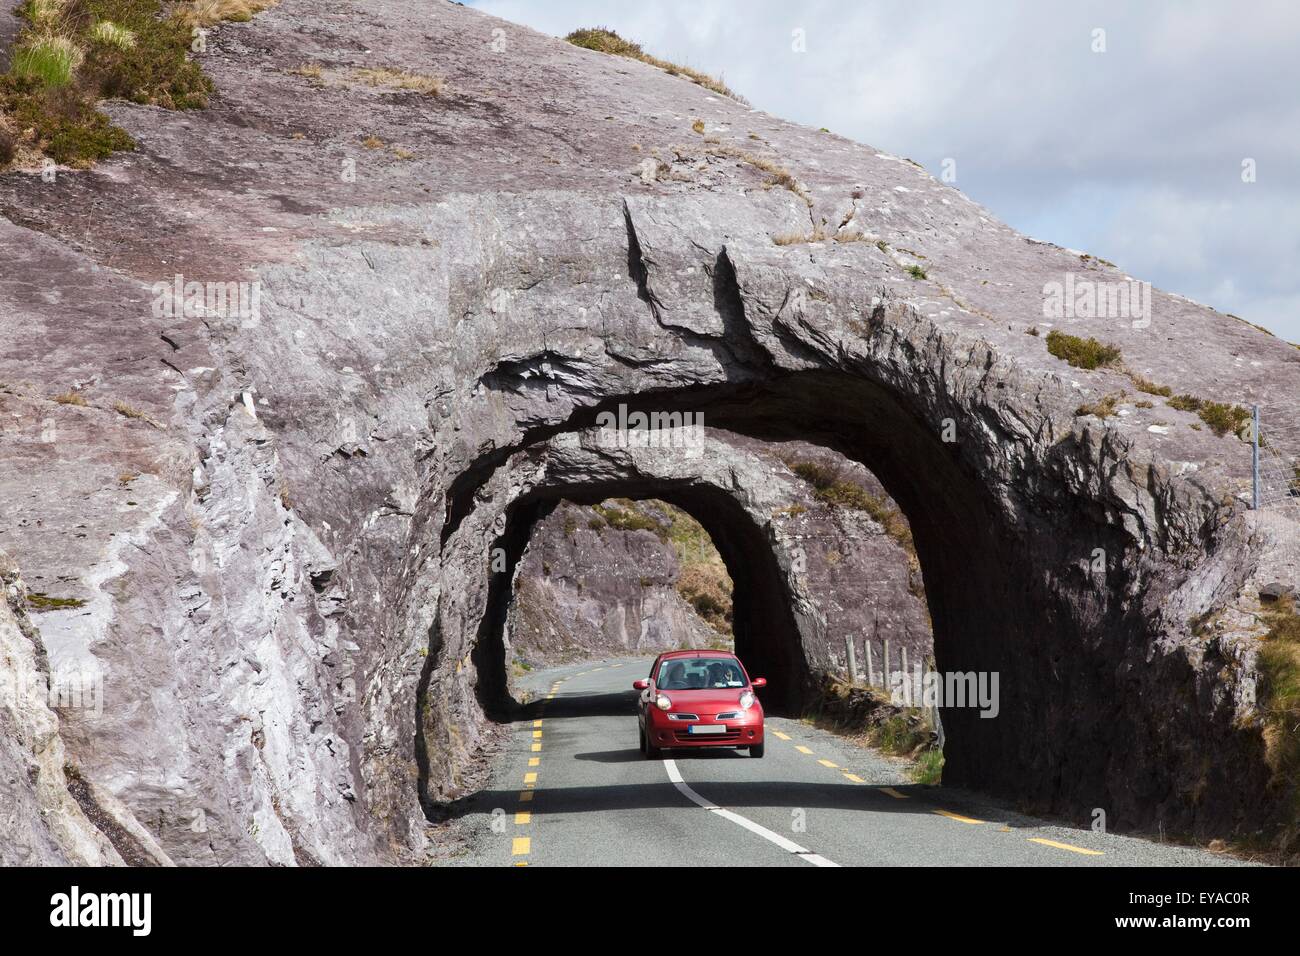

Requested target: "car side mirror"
[
  {"left": 633, "top": 679, "right": 650, "bottom": 691},
  {"left": 751, "top": 677, "right": 767, "bottom": 689}
]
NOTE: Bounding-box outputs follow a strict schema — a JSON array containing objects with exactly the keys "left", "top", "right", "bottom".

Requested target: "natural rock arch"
[
  {"left": 400, "top": 347, "right": 1268, "bottom": 843},
  {"left": 359, "top": 191, "right": 1295, "bottom": 852}
]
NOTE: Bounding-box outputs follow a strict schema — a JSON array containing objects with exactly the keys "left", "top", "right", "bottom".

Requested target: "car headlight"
[
  {"left": 739, "top": 691, "right": 755, "bottom": 710},
  {"left": 656, "top": 694, "right": 672, "bottom": 711}
]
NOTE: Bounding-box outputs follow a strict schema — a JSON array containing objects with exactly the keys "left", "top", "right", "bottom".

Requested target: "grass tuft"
[
  {"left": 26, "top": 592, "right": 87, "bottom": 611},
  {"left": 1075, "top": 394, "right": 1122, "bottom": 420},
  {"left": 565, "top": 26, "right": 746, "bottom": 103},
  {"left": 1045, "top": 330, "right": 1122, "bottom": 370},
  {"left": 351, "top": 67, "right": 443, "bottom": 96},
  {"left": 169, "top": 0, "right": 278, "bottom": 28},
  {"left": 90, "top": 20, "right": 136, "bottom": 48},
  {"left": 11, "top": 35, "right": 82, "bottom": 88}
]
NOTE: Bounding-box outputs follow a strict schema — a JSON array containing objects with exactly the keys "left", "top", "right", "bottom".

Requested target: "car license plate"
[{"left": 688, "top": 725, "right": 726, "bottom": 735}]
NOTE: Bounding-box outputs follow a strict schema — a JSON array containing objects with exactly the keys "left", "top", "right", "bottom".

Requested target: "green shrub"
[
  {"left": 1196, "top": 401, "right": 1251, "bottom": 438},
  {"left": 905, "top": 264, "right": 927, "bottom": 280},
  {"left": 0, "top": 0, "right": 245, "bottom": 167},
  {"left": 1165, "top": 394, "right": 1251, "bottom": 437},
  {"left": 1045, "top": 330, "right": 1122, "bottom": 370}
]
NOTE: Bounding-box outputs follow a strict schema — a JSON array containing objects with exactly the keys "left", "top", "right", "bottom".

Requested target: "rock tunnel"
[{"left": 413, "top": 360, "right": 1257, "bottom": 838}]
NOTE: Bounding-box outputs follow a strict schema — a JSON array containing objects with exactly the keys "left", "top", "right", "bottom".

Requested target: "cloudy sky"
[{"left": 472, "top": 0, "right": 1300, "bottom": 342}]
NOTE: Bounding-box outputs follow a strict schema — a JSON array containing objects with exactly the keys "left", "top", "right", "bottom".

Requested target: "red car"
[{"left": 633, "top": 650, "right": 767, "bottom": 758}]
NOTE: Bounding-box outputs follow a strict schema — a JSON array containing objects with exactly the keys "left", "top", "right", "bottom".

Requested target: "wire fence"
[{"left": 1254, "top": 401, "right": 1300, "bottom": 511}]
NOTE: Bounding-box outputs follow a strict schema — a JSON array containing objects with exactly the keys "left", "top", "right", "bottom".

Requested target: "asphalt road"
[{"left": 449, "top": 657, "right": 1252, "bottom": 867}]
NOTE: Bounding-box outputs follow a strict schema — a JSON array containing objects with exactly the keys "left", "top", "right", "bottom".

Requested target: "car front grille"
[
  {"left": 666, "top": 713, "right": 700, "bottom": 721},
  {"left": 674, "top": 730, "right": 741, "bottom": 742},
  {"left": 714, "top": 712, "right": 740, "bottom": 720}
]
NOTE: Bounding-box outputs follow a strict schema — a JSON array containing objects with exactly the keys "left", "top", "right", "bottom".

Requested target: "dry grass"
[
  {"left": 1075, "top": 393, "right": 1123, "bottom": 420},
  {"left": 1128, "top": 373, "right": 1173, "bottom": 396},
  {"left": 361, "top": 135, "right": 384, "bottom": 149},
  {"left": 54, "top": 391, "right": 87, "bottom": 406},
  {"left": 169, "top": 0, "right": 279, "bottom": 29},
  {"left": 90, "top": 20, "right": 136, "bottom": 48},
  {"left": 565, "top": 27, "right": 746, "bottom": 103},
  {"left": 708, "top": 144, "right": 809, "bottom": 204},
  {"left": 350, "top": 67, "right": 444, "bottom": 96}
]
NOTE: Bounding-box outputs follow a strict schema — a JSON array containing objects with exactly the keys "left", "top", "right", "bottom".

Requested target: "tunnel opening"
[
  {"left": 422, "top": 364, "right": 1148, "bottom": 825},
  {"left": 486, "top": 483, "right": 810, "bottom": 715}
]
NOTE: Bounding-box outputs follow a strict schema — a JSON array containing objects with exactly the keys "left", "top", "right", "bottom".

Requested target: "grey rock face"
[
  {"left": 506, "top": 438, "right": 931, "bottom": 679},
  {"left": 505, "top": 499, "right": 722, "bottom": 666},
  {"left": 1, "top": 0, "right": 1297, "bottom": 863}
]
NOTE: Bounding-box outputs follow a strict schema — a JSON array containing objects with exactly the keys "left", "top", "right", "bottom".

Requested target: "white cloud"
[{"left": 473, "top": 0, "right": 1300, "bottom": 341}]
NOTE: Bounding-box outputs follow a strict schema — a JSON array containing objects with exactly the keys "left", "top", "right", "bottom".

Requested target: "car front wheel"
[
  {"left": 644, "top": 726, "right": 662, "bottom": 759},
  {"left": 749, "top": 742, "right": 765, "bottom": 758}
]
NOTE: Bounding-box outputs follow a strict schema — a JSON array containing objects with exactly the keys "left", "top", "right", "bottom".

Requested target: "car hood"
[{"left": 658, "top": 688, "right": 756, "bottom": 715}]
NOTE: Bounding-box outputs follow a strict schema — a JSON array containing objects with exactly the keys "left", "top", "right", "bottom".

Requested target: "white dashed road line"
[{"left": 662, "top": 759, "right": 839, "bottom": 867}]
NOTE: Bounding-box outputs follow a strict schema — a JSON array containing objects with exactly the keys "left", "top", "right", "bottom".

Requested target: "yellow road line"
[
  {"left": 533, "top": 719, "right": 543, "bottom": 727},
  {"left": 515, "top": 811, "right": 531, "bottom": 825},
  {"left": 523, "top": 772, "right": 537, "bottom": 785},
  {"left": 519, "top": 791, "right": 533, "bottom": 802},
  {"left": 818, "top": 759, "right": 838, "bottom": 768},
  {"left": 1029, "top": 837, "right": 1103, "bottom": 856},
  {"left": 795, "top": 745, "right": 813, "bottom": 755},
  {"left": 511, "top": 837, "right": 530, "bottom": 856},
  {"left": 532, "top": 730, "right": 543, "bottom": 739},
  {"left": 772, "top": 731, "right": 791, "bottom": 741},
  {"left": 933, "top": 809, "right": 984, "bottom": 825},
  {"left": 531, "top": 743, "right": 541, "bottom": 752},
  {"left": 843, "top": 773, "right": 865, "bottom": 783},
  {"left": 528, "top": 757, "right": 540, "bottom": 766},
  {"left": 877, "top": 787, "right": 908, "bottom": 800}
]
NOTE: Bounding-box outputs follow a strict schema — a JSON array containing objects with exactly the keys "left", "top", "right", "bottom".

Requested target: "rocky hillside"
[
  {"left": 0, "top": 0, "right": 1297, "bottom": 865},
  {"left": 505, "top": 499, "right": 725, "bottom": 668}
]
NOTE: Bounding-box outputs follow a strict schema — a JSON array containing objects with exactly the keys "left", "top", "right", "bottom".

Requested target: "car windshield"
[{"left": 657, "top": 658, "right": 746, "bottom": 690}]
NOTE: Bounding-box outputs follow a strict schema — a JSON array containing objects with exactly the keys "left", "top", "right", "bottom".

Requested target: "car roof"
[{"left": 656, "top": 650, "right": 739, "bottom": 661}]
